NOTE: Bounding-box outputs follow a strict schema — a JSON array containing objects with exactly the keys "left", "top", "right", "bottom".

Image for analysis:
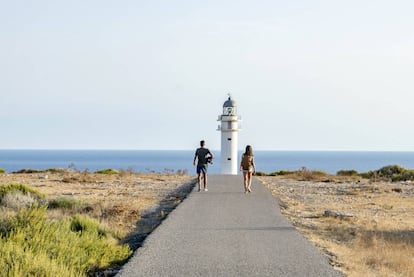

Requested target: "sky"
[{"left": 1, "top": 0, "right": 413, "bottom": 151}]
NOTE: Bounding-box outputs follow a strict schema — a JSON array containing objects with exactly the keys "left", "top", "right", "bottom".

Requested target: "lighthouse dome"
[{"left": 223, "top": 97, "right": 237, "bottom": 108}]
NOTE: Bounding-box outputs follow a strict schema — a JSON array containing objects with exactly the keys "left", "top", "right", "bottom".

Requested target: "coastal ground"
[
  {"left": 0, "top": 171, "right": 195, "bottom": 265},
  {"left": 259, "top": 175, "right": 414, "bottom": 277},
  {"left": 1, "top": 172, "right": 413, "bottom": 276}
]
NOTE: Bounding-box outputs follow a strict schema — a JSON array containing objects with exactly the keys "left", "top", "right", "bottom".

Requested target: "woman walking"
[{"left": 240, "top": 145, "right": 256, "bottom": 193}]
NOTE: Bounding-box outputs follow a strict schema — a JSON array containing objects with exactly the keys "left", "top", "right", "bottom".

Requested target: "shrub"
[
  {"left": 0, "top": 238, "right": 78, "bottom": 277},
  {"left": 0, "top": 184, "right": 45, "bottom": 204},
  {"left": 359, "top": 171, "right": 373, "bottom": 179},
  {"left": 12, "top": 168, "right": 46, "bottom": 174},
  {"left": 276, "top": 170, "right": 296, "bottom": 176},
  {"left": 378, "top": 165, "right": 405, "bottom": 176},
  {"left": 254, "top": 171, "right": 268, "bottom": 176},
  {"left": 391, "top": 170, "right": 414, "bottom": 182},
  {"left": 337, "top": 170, "right": 359, "bottom": 176},
  {"left": 1, "top": 192, "right": 38, "bottom": 209},
  {"left": 70, "top": 214, "right": 108, "bottom": 238},
  {"left": 293, "top": 167, "right": 328, "bottom": 181},
  {"left": 360, "top": 165, "right": 414, "bottom": 182},
  {"left": 302, "top": 172, "right": 327, "bottom": 181},
  {"left": 46, "top": 168, "right": 68, "bottom": 174},
  {"left": 0, "top": 169, "right": 5, "bottom": 174},
  {"left": 0, "top": 207, "right": 131, "bottom": 276},
  {"left": 48, "top": 198, "right": 85, "bottom": 211},
  {"left": 95, "top": 169, "right": 119, "bottom": 175}
]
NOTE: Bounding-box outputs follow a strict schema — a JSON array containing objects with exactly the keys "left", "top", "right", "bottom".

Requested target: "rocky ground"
[{"left": 258, "top": 176, "right": 414, "bottom": 277}]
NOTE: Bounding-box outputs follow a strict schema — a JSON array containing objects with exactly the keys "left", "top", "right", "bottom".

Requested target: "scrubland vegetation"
[
  {"left": 0, "top": 170, "right": 194, "bottom": 277},
  {"left": 257, "top": 164, "right": 414, "bottom": 183},
  {"left": 94, "top": 169, "right": 119, "bottom": 175},
  {"left": 1, "top": 164, "right": 412, "bottom": 276},
  {"left": 0, "top": 184, "right": 131, "bottom": 276}
]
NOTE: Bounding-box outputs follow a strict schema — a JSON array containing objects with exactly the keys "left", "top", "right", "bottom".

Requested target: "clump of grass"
[
  {"left": 62, "top": 172, "right": 94, "bottom": 183},
  {"left": 318, "top": 217, "right": 414, "bottom": 276},
  {"left": 0, "top": 169, "right": 5, "bottom": 174},
  {"left": 70, "top": 214, "right": 108, "bottom": 238},
  {"left": 48, "top": 198, "right": 86, "bottom": 211},
  {"left": 266, "top": 167, "right": 329, "bottom": 181},
  {"left": 0, "top": 206, "right": 131, "bottom": 276},
  {"left": 297, "top": 168, "right": 329, "bottom": 181},
  {"left": 95, "top": 169, "right": 119, "bottom": 175},
  {"left": 0, "top": 184, "right": 45, "bottom": 204},
  {"left": 1, "top": 192, "right": 39, "bottom": 210}
]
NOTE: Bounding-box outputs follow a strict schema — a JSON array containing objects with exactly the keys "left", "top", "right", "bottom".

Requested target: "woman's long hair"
[{"left": 244, "top": 145, "right": 253, "bottom": 156}]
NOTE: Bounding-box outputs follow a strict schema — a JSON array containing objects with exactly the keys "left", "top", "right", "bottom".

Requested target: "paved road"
[{"left": 118, "top": 175, "right": 342, "bottom": 277}]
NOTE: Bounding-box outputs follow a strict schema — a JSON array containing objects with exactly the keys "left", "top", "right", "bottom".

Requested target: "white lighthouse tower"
[{"left": 217, "top": 95, "right": 241, "bottom": 175}]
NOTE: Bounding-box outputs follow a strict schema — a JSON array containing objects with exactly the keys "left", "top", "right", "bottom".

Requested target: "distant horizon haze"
[{"left": 1, "top": 148, "right": 413, "bottom": 153}]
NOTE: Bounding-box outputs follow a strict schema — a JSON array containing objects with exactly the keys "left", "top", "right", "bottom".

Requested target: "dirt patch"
[{"left": 259, "top": 176, "right": 414, "bottom": 277}]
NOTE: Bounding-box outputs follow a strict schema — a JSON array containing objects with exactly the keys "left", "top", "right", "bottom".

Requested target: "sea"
[{"left": 1, "top": 150, "right": 414, "bottom": 176}]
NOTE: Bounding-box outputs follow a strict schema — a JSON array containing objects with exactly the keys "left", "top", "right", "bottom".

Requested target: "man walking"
[{"left": 193, "top": 140, "right": 213, "bottom": 192}]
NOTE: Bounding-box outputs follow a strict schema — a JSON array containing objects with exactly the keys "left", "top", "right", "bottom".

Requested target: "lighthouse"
[{"left": 217, "top": 95, "right": 241, "bottom": 175}]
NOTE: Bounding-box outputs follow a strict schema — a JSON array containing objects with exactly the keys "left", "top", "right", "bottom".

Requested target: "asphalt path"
[{"left": 118, "top": 175, "right": 342, "bottom": 277}]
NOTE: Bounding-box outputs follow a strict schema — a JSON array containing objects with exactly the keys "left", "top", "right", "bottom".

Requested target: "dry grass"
[
  {"left": 0, "top": 172, "right": 195, "bottom": 276},
  {"left": 259, "top": 176, "right": 414, "bottom": 277},
  {"left": 0, "top": 172, "right": 195, "bottom": 240}
]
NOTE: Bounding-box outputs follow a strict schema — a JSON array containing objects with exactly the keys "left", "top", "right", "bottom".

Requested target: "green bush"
[
  {"left": 0, "top": 169, "right": 5, "bottom": 174},
  {"left": 94, "top": 169, "right": 119, "bottom": 175},
  {"left": 360, "top": 165, "right": 414, "bottom": 182},
  {"left": 48, "top": 198, "right": 85, "bottom": 210},
  {"left": 337, "top": 170, "right": 359, "bottom": 176},
  {"left": 254, "top": 171, "right": 268, "bottom": 176},
  {"left": 0, "top": 207, "right": 131, "bottom": 276},
  {"left": 378, "top": 165, "right": 405, "bottom": 176},
  {"left": 0, "top": 184, "right": 45, "bottom": 204},
  {"left": 46, "top": 168, "right": 68, "bottom": 174},
  {"left": 12, "top": 168, "right": 68, "bottom": 174},
  {"left": 70, "top": 214, "right": 108, "bottom": 238},
  {"left": 277, "top": 170, "right": 296, "bottom": 176},
  {"left": 12, "top": 168, "right": 46, "bottom": 174}
]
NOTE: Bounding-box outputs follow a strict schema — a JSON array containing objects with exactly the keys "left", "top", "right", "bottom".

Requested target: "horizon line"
[{"left": 1, "top": 148, "right": 413, "bottom": 152}]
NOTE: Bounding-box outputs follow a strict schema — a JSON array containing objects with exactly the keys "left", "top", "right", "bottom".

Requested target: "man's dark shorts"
[{"left": 197, "top": 165, "right": 208, "bottom": 174}]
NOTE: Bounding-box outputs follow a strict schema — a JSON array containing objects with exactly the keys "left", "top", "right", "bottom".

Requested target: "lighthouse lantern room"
[{"left": 217, "top": 95, "right": 241, "bottom": 175}]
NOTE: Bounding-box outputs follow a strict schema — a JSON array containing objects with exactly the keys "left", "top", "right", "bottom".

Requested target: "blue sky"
[{"left": 1, "top": 0, "right": 413, "bottom": 151}]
